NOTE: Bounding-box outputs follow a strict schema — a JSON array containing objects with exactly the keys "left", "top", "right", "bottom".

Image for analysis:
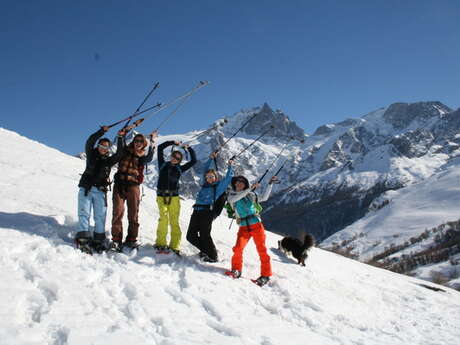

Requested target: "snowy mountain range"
[{"left": 1, "top": 127, "right": 460, "bottom": 345}]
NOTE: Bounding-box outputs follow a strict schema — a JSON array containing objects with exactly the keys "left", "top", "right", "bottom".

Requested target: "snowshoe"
[
  {"left": 108, "top": 241, "right": 123, "bottom": 252},
  {"left": 123, "top": 240, "right": 139, "bottom": 249},
  {"left": 91, "top": 233, "right": 109, "bottom": 254},
  {"left": 154, "top": 245, "right": 170, "bottom": 254},
  {"left": 252, "top": 276, "right": 270, "bottom": 287},
  {"left": 91, "top": 240, "right": 108, "bottom": 254},
  {"left": 201, "top": 253, "right": 218, "bottom": 263},
  {"left": 121, "top": 241, "right": 140, "bottom": 254},
  {"left": 224, "top": 269, "right": 241, "bottom": 279},
  {"left": 75, "top": 238, "right": 93, "bottom": 255}
]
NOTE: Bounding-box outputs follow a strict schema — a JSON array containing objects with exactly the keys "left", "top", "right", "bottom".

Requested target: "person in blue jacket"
[{"left": 186, "top": 152, "right": 234, "bottom": 262}]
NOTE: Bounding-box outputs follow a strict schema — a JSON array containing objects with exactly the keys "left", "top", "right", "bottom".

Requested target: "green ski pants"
[{"left": 155, "top": 196, "right": 181, "bottom": 250}]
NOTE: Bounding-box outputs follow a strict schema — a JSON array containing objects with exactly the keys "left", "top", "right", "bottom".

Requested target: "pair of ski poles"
[{"left": 106, "top": 81, "right": 209, "bottom": 137}]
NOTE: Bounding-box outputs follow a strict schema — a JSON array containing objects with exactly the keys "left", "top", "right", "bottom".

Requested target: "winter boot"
[
  {"left": 224, "top": 269, "right": 241, "bottom": 279},
  {"left": 170, "top": 249, "right": 181, "bottom": 257},
  {"left": 201, "top": 253, "right": 218, "bottom": 263},
  {"left": 92, "top": 232, "right": 108, "bottom": 253},
  {"left": 253, "top": 276, "right": 270, "bottom": 287},
  {"left": 154, "top": 244, "right": 170, "bottom": 254},
  {"left": 109, "top": 240, "right": 123, "bottom": 252},
  {"left": 123, "top": 240, "right": 139, "bottom": 251},
  {"left": 75, "top": 231, "right": 93, "bottom": 254}
]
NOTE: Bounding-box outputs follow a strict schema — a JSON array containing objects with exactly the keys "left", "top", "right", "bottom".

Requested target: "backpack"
[{"left": 225, "top": 202, "right": 235, "bottom": 219}]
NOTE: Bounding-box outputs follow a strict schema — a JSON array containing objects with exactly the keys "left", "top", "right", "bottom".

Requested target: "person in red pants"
[{"left": 225, "top": 175, "right": 277, "bottom": 286}]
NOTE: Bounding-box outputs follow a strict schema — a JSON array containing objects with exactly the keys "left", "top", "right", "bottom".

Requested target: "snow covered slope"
[
  {"left": 321, "top": 157, "right": 460, "bottom": 288},
  {"left": 322, "top": 158, "right": 460, "bottom": 259},
  {"left": 1, "top": 127, "right": 460, "bottom": 345}
]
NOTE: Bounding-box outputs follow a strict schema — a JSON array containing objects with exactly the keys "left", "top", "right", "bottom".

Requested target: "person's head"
[
  {"left": 231, "top": 175, "right": 249, "bottom": 192},
  {"left": 131, "top": 134, "right": 147, "bottom": 152},
  {"left": 205, "top": 169, "right": 218, "bottom": 184},
  {"left": 170, "top": 150, "right": 183, "bottom": 165},
  {"left": 97, "top": 138, "right": 111, "bottom": 155}
]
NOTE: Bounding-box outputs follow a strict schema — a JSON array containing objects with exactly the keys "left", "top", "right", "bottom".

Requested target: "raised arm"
[
  {"left": 107, "top": 133, "right": 126, "bottom": 165},
  {"left": 140, "top": 144, "right": 155, "bottom": 165},
  {"left": 157, "top": 140, "right": 175, "bottom": 167},
  {"left": 202, "top": 158, "right": 213, "bottom": 175},
  {"left": 85, "top": 127, "right": 106, "bottom": 156},
  {"left": 140, "top": 130, "right": 157, "bottom": 165},
  {"left": 215, "top": 164, "right": 234, "bottom": 198},
  {"left": 180, "top": 146, "right": 197, "bottom": 172},
  {"left": 258, "top": 183, "right": 274, "bottom": 203}
]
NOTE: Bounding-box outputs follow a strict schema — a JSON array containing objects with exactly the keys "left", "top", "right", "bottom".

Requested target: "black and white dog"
[{"left": 278, "top": 233, "right": 315, "bottom": 266}]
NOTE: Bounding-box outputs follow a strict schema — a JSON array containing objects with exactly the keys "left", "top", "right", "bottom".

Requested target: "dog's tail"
[{"left": 302, "top": 233, "right": 315, "bottom": 250}]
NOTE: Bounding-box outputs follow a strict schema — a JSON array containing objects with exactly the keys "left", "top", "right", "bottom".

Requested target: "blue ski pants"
[{"left": 77, "top": 187, "right": 107, "bottom": 234}]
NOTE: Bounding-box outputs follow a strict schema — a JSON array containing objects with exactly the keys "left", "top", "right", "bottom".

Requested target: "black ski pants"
[{"left": 186, "top": 209, "right": 217, "bottom": 260}]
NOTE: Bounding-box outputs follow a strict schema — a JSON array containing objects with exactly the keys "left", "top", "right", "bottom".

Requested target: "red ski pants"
[{"left": 231, "top": 222, "right": 272, "bottom": 277}]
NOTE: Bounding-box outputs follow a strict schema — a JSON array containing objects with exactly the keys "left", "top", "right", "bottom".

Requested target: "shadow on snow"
[{"left": 0, "top": 211, "right": 77, "bottom": 245}]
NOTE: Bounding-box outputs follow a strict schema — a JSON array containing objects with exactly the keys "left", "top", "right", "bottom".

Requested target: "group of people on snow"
[{"left": 75, "top": 126, "right": 277, "bottom": 286}]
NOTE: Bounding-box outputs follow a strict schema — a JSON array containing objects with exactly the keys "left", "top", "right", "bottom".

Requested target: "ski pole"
[
  {"left": 257, "top": 136, "right": 294, "bottom": 184},
  {"left": 107, "top": 82, "right": 160, "bottom": 129},
  {"left": 121, "top": 81, "right": 210, "bottom": 136},
  {"left": 129, "top": 80, "right": 209, "bottom": 134},
  {"left": 108, "top": 81, "right": 208, "bottom": 129},
  {"left": 189, "top": 119, "right": 228, "bottom": 141},
  {"left": 153, "top": 87, "right": 194, "bottom": 131},
  {"left": 230, "top": 125, "right": 274, "bottom": 160},
  {"left": 148, "top": 81, "right": 209, "bottom": 121},
  {"left": 214, "top": 110, "right": 262, "bottom": 154},
  {"left": 123, "top": 81, "right": 160, "bottom": 128},
  {"left": 272, "top": 154, "right": 295, "bottom": 181}
]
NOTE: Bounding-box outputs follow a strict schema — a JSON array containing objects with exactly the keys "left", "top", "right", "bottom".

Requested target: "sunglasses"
[
  {"left": 172, "top": 155, "right": 182, "bottom": 161},
  {"left": 134, "top": 139, "right": 144, "bottom": 144},
  {"left": 205, "top": 174, "right": 216, "bottom": 179},
  {"left": 98, "top": 144, "right": 110, "bottom": 150}
]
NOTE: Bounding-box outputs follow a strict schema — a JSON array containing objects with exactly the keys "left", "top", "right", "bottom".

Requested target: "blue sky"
[{"left": 1, "top": 0, "right": 459, "bottom": 155}]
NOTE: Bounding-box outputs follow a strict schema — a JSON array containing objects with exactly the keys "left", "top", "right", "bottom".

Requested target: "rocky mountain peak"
[
  {"left": 241, "top": 103, "right": 305, "bottom": 140},
  {"left": 382, "top": 101, "right": 451, "bottom": 129}
]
